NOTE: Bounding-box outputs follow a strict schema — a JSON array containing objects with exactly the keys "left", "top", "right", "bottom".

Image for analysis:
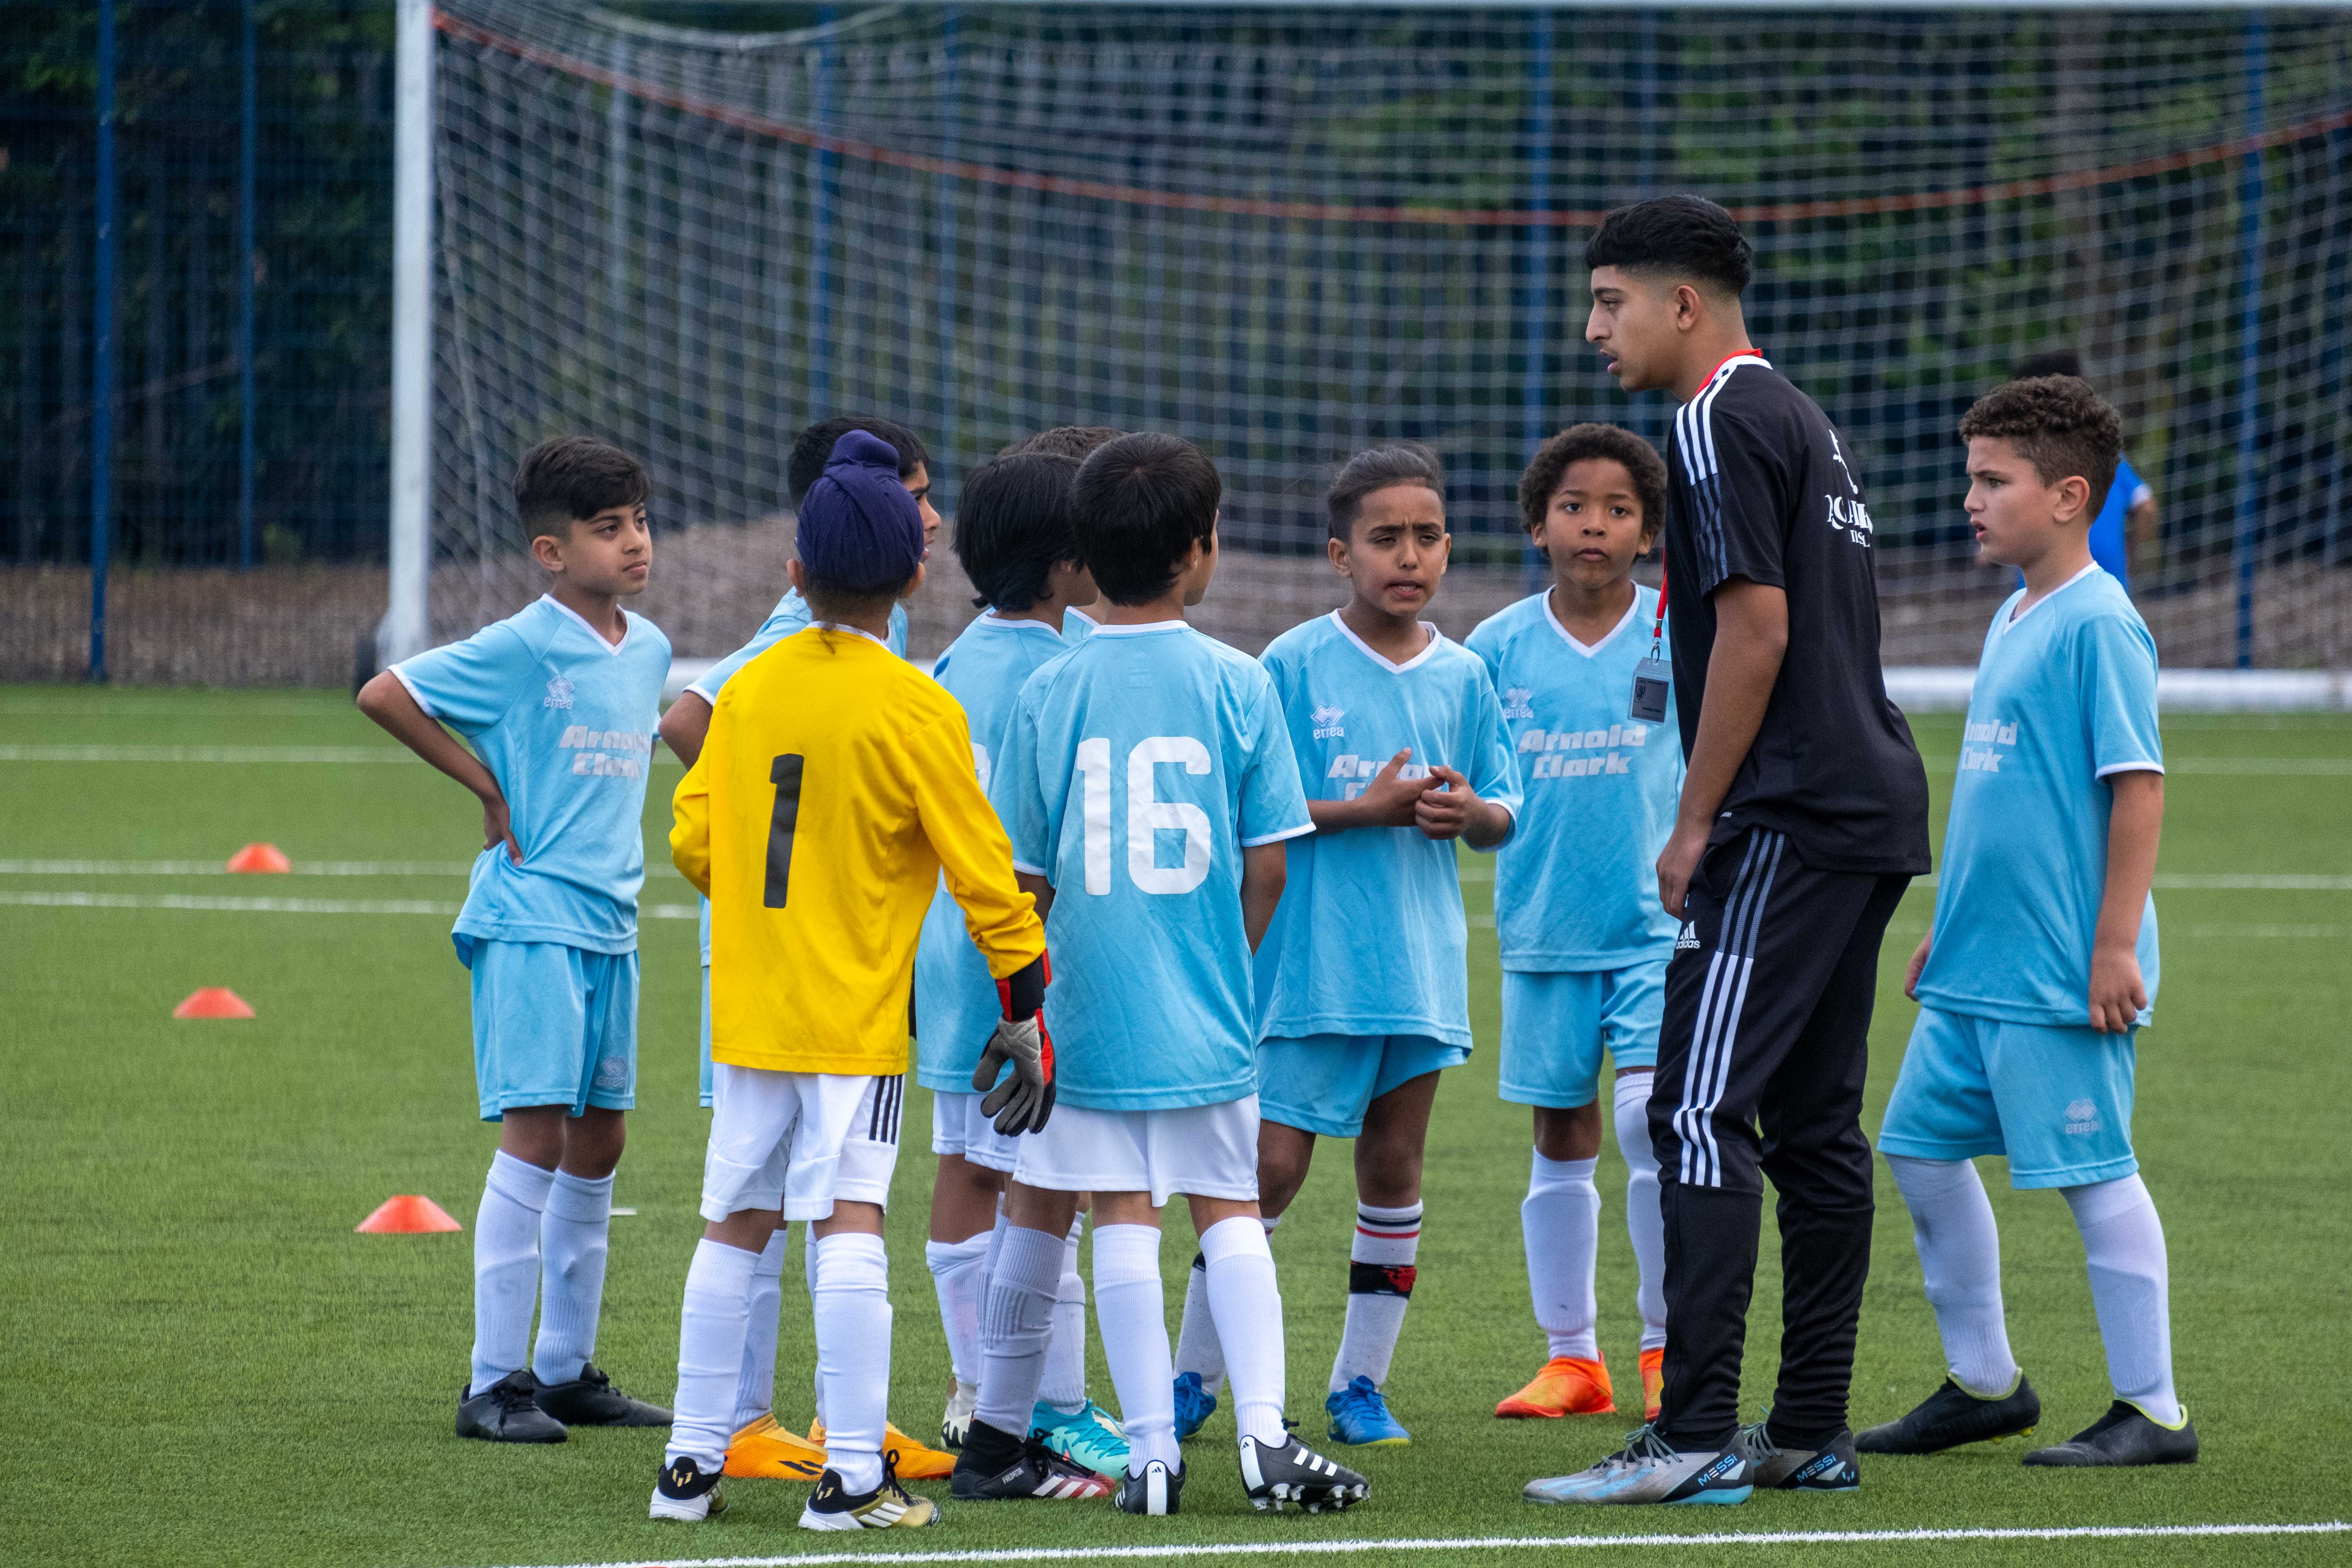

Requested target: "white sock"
[
  {"left": 667, "top": 1237, "right": 759, "bottom": 1469},
  {"left": 2063, "top": 1175, "right": 2180, "bottom": 1425},
  {"left": 1331, "top": 1201, "right": 1421, "bottom": 1391},
  {"left": 804, "top": 1222, "right": 824, "bottom": 1427},
  {"left": 812, "top": 1231, "right": 892, "bottom": 1495},
  {"left": 1093, "top": 1223, "right": 1179, "bottom": 1473},
  {"left": 925, "top": 1233, "right": 992, "bottom": 1392},
  {"left": 1201, "top": 1215, "right": 1288, "bottom": 1448},
  {"left": 1614, "top": 1075, "right": 1668, "bottom": 1351},
  {"left": 1886, "top": 1155, "right": 2019, "bottom": 1395},
  {"left": 531, "top": 1167, "right": 613, "bottom": 1387},
  {"left": 1173, "top": 1253, "right": 1225, "bottom": 1394},
  {"left": 471, "top": 1150, "right": 553, "bottom": 1395},
  {"left": 732, "top": 1227, "right": 788, "bottom": 1431},
  {"left": 1040, "top": 1211, "right": 1088, "bottom": 1411},
  {"left": 1522, "top": 1153, "right": 1601, "bottom": 1361},
  {"left": 974, "top": 1224, "right": 1062, "bottom": 1439}
]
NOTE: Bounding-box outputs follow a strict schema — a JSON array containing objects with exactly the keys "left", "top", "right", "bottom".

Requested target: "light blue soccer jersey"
[
  {"left": 915, "top": 611, "right": 1097, "bottom": 1091},
  {"left": 990, "top": 621, "right": 1314, "bottom": 1111},
  {"left": 1252, "top": 612, "right": 1520, "bottom": 1045},
  {"left": 1915, "top": 564, "right": 2162, "bottom": 1026},
  {"left": 393, "top": 595, "right": 671, "bottom": 960},
  {"left": 690, "top": 588, "right": 911, "bottom": 965},
  {"left": 1466, "top": 587, "right": 1684, "bottom": 971}
]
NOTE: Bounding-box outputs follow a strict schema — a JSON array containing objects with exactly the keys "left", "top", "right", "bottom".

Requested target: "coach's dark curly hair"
[
  {"left": 1517, "top": 424, "right": 1667, "bottom": 558},
  {"left": 1958, "top": 375, "right": 2122, "bottom": 519}
]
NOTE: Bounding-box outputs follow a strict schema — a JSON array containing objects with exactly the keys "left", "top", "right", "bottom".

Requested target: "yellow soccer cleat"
[
  {"left": 807, "top": 1419, "right": 959, "bottom": 1481},
  {"left": 725, "top": 1413, "right": 830, "bottom": 1480},
  {"left": 1640, "top": 1347, "right": 1665, "bottom": 1423},
  {"left": 1495, "top": 1356, "right": 1618, "bottom": 1419}
]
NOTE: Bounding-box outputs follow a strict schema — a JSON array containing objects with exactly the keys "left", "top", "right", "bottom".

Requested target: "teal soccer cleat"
[
  {"left": 1173, "top": 1371, "right": 1219, "bottom": 1442},
  {"left": 1032, "top": 1399, "right": 1130, "bottom": 1479},
  {"left": 1325, "top": 1375, "right": 1411, "bottom": 1447}
]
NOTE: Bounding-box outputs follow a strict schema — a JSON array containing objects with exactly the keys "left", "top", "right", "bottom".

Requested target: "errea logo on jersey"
[
  {"left": 1500, "top": 687, "right": 1536, "bottom": 720},
  {"left": 1311, "top": 705, "right": 1346, "bottom": 739},
  {"left": 543, "top": 676, "right": 575, "bottom": 710}
]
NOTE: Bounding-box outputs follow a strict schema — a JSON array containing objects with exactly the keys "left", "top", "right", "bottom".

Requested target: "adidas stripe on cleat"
[
  {"left": 1115, "top": 1458, "right": 1183, "bottom": 1515},
  {"left": 798, "top": 1459, "right": 941, "bottom": 1531},
  {"left": 1239, "top": 1433, "right": 1370, "bottom": 1514},
  {"left": 1733, "top": 1420, "right": 1861, "bottom": 1491},
  {"left": 1858, "top": 1374, "right": 2041, "bottom": 1456},
  {"left": 649, "top": 1455, "right": 728, "bottom": 1523},
  {"left": 950, "top": 1421, "right": 1116, "bottom": 1502}
]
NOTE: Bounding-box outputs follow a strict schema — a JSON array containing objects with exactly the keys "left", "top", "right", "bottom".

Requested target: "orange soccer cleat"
[
  {"left": 1640, "top": 1347, "right": 1665, "bottom": 1422},
  {"left": 723, "top": 1413, "right": 829, "bottom": 1480},
  {"left": 807, "top": 1419, "right": 959, "bottom": 1481},
  {"left": 1494, "top": 1356, "right": 1617, "bottom": 1419}
]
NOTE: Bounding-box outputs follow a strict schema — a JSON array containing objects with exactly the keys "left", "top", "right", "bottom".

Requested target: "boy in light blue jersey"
[
  {"left": 358, "top": 436, "right": 675, "bottom": 1443},
  {"left": 1866, "top": 375, "right": 2190, "bottom": 1469},
  {"left": 910, "top": 449, "right": 1115, "bottom": 1476},
  {"left": 1174, "top": 444, "right": 1516, "bottom": 1453},
  {"left": 1467, "top": 424, "right": 1683, "bottom": 1428},
  {"left": 953, "top": 433, "right": 1369, "bottom": 1519},
  {"left": 649, "top": 414, "right": 942, "bottom": 1482}
]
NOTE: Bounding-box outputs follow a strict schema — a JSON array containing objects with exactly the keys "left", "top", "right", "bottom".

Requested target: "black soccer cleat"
[
  {"left": 1115, "top": 1458, "right": 1184, "bottom": 1516},
  {"left": 2022, "top": 1401, "right": 2198, "bottom": 1468},
  {"left": 649, "top": 1453, "right": 727, "bottom": 1522},
  {"left": 1734, "top": 1420, "right": 1861, "bottom": 1491},
  {"left": 949, "top": 1420, "right": 1114, "bottom": 1502},
  {"left": 456, "top": 1371, "right": 567, "bottom": 1444},
  {"left": 1238, "top": 1432, "right": 1370, "bottom": 1514},
  {"left": 1857, "top": 1375, "right": 2040, "bottom": 1455},
  {"left": 533, "top": 1363, "right": 673, "bottom": 1427}
]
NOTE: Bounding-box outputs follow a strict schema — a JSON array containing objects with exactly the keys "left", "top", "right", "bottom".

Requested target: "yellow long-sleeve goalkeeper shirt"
[{"left": 672, "top": 623, "right": 1045, "bottom": 1075}]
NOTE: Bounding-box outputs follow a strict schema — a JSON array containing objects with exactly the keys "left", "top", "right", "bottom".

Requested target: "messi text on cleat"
[
  {"left": 1733, "top": 1419, "right": 1861, "bottom": 1491},
  {"left": 649, "top": 1454, "right": 727, "bottom": 1522},
  {"left": 1239, "top": 1432, "right": 1370, "bottom": 1514},
  {"left": 1522, "top": 1423, "right": 1753, "bottom": 1506},
  {"left": 799, "top": 1457, "right": 942, "bottom": 1531}
]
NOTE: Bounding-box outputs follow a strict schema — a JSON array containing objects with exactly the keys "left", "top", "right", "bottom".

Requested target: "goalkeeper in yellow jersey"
[{"left": 653, "top": 430, "right": 1054, "bottom": 1532}]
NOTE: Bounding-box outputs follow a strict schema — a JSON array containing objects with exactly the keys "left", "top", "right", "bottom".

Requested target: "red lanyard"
[{"left": 1648, "top": 573, "right": 1668, "bottom": 656}]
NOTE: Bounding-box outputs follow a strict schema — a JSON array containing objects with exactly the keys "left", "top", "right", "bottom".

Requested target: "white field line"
[
  {"left": 0, "top": 858, "right": 686, "bottom": 878},
  {"left": 1456, "top": 868, "right": 2351, "bottom": 891},
  {"left": 456, "top": 1520, "right": 2352, "bottom": 1568}
]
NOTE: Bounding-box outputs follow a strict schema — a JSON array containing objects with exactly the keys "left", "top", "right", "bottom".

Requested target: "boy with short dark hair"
[
  {"left": 916, "top": 452, "right": 1118, "bottom": 1479},
  {"left": 1000, "top": 424, "right": 1129, "bottom": 462},
  {"left": 358, "top": 434, "right": 674, "bottom": 1443},
  {"left": 657, "top": 431, "right": 1054, "bottom": 1531},
  {"left": 1172, "top": 441, "right": 1517, "bottom": 1452},
  {"left": 1865, "top": 375, "right": 2187, "bottom": 1469},
  {"left": 1469, "top": 423, "right": 1683, "bottom": 1428},
  {"left": 954, "top": 433, "right": 1369, "bottom": 1518}
]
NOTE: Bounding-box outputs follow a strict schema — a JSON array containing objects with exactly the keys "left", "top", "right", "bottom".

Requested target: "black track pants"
[{"left": 1646, "top": 827, "right": 1911, "bottom": 1451}]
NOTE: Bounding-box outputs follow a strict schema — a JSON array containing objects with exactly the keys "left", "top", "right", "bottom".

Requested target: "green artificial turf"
[{"left": 0, "top": 687, "right": 2346, "bottom": 1568}]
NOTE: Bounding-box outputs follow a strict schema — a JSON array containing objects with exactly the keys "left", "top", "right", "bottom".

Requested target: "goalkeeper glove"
[{"left": 975, "top": 952, "right": 1055, "bottom": 1136}]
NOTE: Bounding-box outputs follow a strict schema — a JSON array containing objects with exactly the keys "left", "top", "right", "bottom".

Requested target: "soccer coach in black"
[{"left": 1552, "top": 197, "right": 1930, "bottom": 1504}]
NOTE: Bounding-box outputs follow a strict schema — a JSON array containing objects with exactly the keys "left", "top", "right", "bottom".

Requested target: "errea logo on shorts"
[
  {"left": 2063, "top": 1098, "right": 2103, "bottom": 1136},
  {"left": 594, "top": 1056, "right": 630, "bottom": 1091},
  {"left": 558, "top": 725, "right": 653, "bottom": 778},
  {"left": 1311, "top": 705, "right": 1346, "bottom": 740}
]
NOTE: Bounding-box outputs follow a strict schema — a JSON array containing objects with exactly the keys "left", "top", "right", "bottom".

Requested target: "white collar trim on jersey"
[
  {"left": 539, "top": 593, "right": 633, "bottom": 654},
  {"left": 1541, "top": 586, "right": 1642, "bottom": 659},
  {"left": 1328, "top": 609, "right": 1441, "bottom": 674},
  {"left": 1087, "top": 618, "right": 1189, "bottom": 636},
  {"left": 976, "top": 610, "right": 1070, "bottom": 637},
  {"left": 812, "top": 620, "right": 892, "bottom": 650},
  {"left": 1998, "top": 560, "right": 2102, "bottom": 634}
]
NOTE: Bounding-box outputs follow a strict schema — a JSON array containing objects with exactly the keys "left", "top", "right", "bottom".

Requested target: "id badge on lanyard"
[{"left": 1630, "top": 575, "right": 1670, "bottom": 723}]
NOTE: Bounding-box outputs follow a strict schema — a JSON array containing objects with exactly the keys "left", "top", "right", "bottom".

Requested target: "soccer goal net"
[{"left": 417, "top": 1, "right": 2352, "bottom": 669}]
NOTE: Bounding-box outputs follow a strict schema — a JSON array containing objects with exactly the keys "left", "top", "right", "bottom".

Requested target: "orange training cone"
[
  {"left": 173, "top": 987, "right": 255, "bottom": 1019},
  {"left": 356, "top": 1195, "right": 463, "bottom": 1234},
  {"left": 226, "top": 842, "right": 292, "bottom": 873}
]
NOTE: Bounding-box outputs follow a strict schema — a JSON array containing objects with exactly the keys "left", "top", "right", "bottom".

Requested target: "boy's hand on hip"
[
  {"left": 2088, "top": 943, "right": 2147, "bottom": 1034},
  {"left": 1656, "top": 821, "right": 1708, "bottom": 920},
  {"left": 482, "top": 794, "right": 522, "bottom": 864}
]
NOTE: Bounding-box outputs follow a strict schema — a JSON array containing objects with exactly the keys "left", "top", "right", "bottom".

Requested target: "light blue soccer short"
[
  {"left": 698, "top": 963, "right": 714, "bottom": 1109},
  {"left": 465, "top": 939, "right": 639, "bottom": 1122},
  {"left": 1877, "top": 1005, "right": 2139, "bottom": 1189},
  {"left": 1256, "top": 1034, "right": 1470, "bottom": 1139},
  {"left": 1498, "top": 961, "right": 1666, "bottom": 1109}
]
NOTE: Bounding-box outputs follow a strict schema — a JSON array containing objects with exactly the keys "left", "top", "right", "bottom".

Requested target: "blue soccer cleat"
[
  {"left": 1325, "top": 1375, "right": 1412, "bottom": 1447},
  {"left": 1031, "top": 1398, "right": 1129, "bottom": 1479},
  {"left": 1523, "top": 1423, "right": 1752, "bottom": 1506},
  {"left": 1172, "top": 1372, "right": 1218, "bottom": 1442}
]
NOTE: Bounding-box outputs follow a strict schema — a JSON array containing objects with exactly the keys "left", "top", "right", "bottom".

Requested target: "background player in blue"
[
  {"left": 1171, "top": 444, "right": 1515, "bottom": 1454},
  {"left": 651, "top": 415, "right": 940, "bottom": 1483},
  {"left": 2006, "top": 350, "right": 2158, "bottom": 595},
  {"left": 953, "top": 433, "right": 1368, "bottom": 1518},
  {"left": 912, "top": 449, "right": 1116, "bottom": 1480},
  {"left": 1470, "top": 424, "right": 1682, "bottom": 1429},
  {"left": 357, "top": 436, "right": 674, "bottom": 1444},
  {"left": 1867, "top": 376, "right": 2189, "bottom": 1469}
]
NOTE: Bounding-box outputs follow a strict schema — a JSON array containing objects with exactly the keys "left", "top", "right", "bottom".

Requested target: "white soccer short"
[
  {"left": 931, "top": 1089, "right": 1022, "bottom": 1175},
  {"left": 1012, "top": 1096, "right": 1261, "bottom": 1207},
  {"left": 701, "top": 1062, "right": 906, "bottom": 1223}
]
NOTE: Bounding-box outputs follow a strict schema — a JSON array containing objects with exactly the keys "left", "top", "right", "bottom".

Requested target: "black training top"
[{"left": 1662, "top": 353, "right": 1931, "bottom": 875}]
